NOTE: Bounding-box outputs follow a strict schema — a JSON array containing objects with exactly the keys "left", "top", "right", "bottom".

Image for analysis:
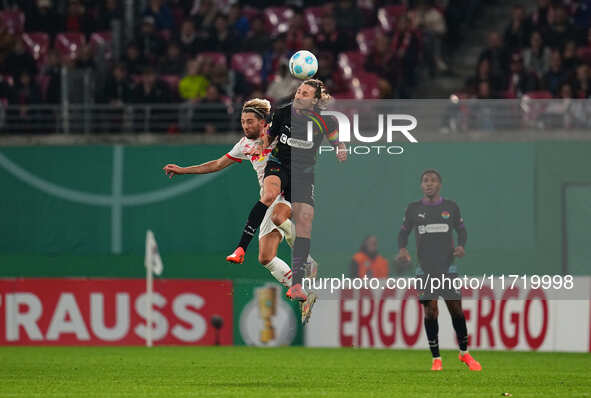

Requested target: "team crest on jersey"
[{"left": 441, "top": 211, "right": 450, "bottom": 220}]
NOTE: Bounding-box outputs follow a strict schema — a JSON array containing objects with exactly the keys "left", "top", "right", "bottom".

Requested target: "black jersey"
[
  {"left": 267, "top": 102, "right": 338, "bottom": 171},
  {"left": 397, "top": 197, "right": 467, "bottom": 274}
]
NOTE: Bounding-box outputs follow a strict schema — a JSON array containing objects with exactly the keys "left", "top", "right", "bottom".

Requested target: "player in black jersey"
[
  {"left": 226, "top": 79, "right": 346, "bottom": 304},
  {"left": 396, "top": 169, "right": 482, "bottom": 372}
]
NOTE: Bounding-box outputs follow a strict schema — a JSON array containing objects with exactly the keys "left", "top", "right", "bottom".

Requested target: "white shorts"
[{"left": 259, "top": 195, "right": 291, "bottom": 240}]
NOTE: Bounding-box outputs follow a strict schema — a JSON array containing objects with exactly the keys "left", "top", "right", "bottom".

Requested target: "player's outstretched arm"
[{"left": 163, "top": 155, "right": 235, "bottom": 179}]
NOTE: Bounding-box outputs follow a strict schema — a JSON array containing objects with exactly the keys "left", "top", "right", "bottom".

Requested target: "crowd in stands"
[
  {"left": 460, "top": 0, "right": 591, "bottom": 100},
  {"left": 0, "top": 0, "right": 482, "bottom": 133}
]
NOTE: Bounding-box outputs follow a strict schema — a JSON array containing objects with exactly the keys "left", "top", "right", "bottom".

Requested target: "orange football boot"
[
  {"left": 459, "top": 353, "right": 482, "bottom": 371},
  {"left": 226, "top": 247, "right": 245, "bottom": 264}
]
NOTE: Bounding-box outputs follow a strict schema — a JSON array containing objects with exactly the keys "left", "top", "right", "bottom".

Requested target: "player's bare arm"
[{"left": 163, "top": 155, "right": 235, "bottom": 179}]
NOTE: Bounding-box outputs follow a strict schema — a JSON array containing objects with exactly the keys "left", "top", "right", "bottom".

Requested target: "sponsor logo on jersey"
[
  {"left": 280, "top": 133, "right": 314, "bottom": 149},
  {"left": 441, "top": 211, "right": 450, "bottom": 219},
  {"left": 417, "top": 224, "right": 450, "bottom": 234}
]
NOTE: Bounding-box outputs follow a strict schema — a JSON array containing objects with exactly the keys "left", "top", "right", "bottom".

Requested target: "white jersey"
[{"left": 226, "top": 136, "right": 275, "bottom": 196}]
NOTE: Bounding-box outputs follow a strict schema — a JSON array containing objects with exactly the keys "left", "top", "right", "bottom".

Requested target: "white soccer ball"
[{"left": 289, "top": 50, "right": 318, "bottom": 80}]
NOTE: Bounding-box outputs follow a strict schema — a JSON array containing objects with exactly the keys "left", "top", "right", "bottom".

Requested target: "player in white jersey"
[{"left": 163, "top": 98, "right": 317, "bottom": 324}]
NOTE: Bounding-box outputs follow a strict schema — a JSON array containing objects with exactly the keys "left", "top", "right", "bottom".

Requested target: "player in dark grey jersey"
[{"left": 397, "top": 169, "right": 482, "bottom": 371}]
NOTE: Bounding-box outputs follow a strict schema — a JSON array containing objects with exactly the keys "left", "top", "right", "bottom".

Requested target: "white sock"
[
  {"left": 460, "top": 350, "right": 469, "bottom": 356},
  {"left": 263, "top": 257, "right": 292, "bottom": 288},
  {"left": 278, "top": 219, "right": 295, "bottom": 247}
]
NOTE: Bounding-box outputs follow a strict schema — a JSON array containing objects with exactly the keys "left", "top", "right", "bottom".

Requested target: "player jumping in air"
[
  {"left": 226, "top": 79, "right": 347, "bottom": 303},
  {"left": 163, "top": 98, "right": 318, "bottom": 323},
  {"left": 396, "top": 169, "right": 482, "bottom": 371}
]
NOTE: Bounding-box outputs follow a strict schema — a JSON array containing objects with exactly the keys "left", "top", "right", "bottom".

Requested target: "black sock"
[
  {"left": 292, "top": 237, "right": 311, "bottom": 285},
  {"left": 452, "top": 315, "right": 469, "bottom": 351},
  {"left": 424, "top": 318, "right": 440, "bottom": 358},
  {"left": 237, "top": 201, "right": 268, "bottom": 251}
]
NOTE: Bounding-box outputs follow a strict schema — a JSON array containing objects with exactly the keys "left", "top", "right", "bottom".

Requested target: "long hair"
[{"left": 302, "top": 78, "right": 333, "bottom": 110}]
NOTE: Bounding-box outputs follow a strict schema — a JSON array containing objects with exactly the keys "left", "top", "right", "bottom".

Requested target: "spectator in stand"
[
  {"left": 504, "top": 52, "right": 539, "bottom": 98},
  {"left": 210, "top": 15, "right": 238, "bottom": 53},
  {"left": 0, "top": 75, "right": 13, "bottom": 101},
  {"left": 191, "top": 0, "right": 218, "bottom": 32},
  {"left": 178, "top": 20, "right": 203, "bottom": 56},
  {"left": 286, "top": 10, "right": 306, "bottom": 51},
  {"left": 503, "top": 5, "right": 530, "bottom": 54},
  {"left": 479, "top": 32, "right": 507, "bottom": 82},
  {"left": 3, "top": 38, "right": 37, "bottom": 82},
  {"left": 243, "top": 16, "right": 272, "bottom": 53},
  {"left": 63, "top": 0, "right": 95, "bottom": 39},
  {"left": 41, "top": 50, "right": 62, "bottom": 104},
  {"left": 96, "top": 0, "right": 122, "bottom": 31},
  {"left": 315, "top": 52, "right": 344, "bottom": 94},
  {"left": 0, "top": 19, "right": 13, "bottom": 63},
  {"left": 179, "top": 58, "right": 210, "bottom": 102},
  {"left": 266, "top": 61, "right": 300, "bottom": 105},
  {"left": 572, "top": 63, "right": 591, "bottom": 98},
  {"left": 9, "top": 71, "right": 43, "bottom": 133},
  {"left": 523, "top": 31, "right": 551, "bottom": 78},
  {"left": 364, "top": 31, "right": 397, "bottom": 85},
  {"left": 333, "top": 0, "right": 364, "bottom": 33},
  {"left": 410, "top": 0, "right": 448, "bottom": 74},
  {"left": 264, "top": 33, "right": 290, "bottom": 81},
  {"left": 131, "top": 66, "right": 171, "bottom": 132},
  {"left": 301, "top": 35, "right": 319, "bottom": 57},
  {"left": 26, "top": 0, "right": 61, "bottom": 39},
  {"left": 465, "top": 57, "right": 502, "bottom": 96},
  {"left": 100, "top": 63, "right": 133, "bottom": 132},
  {"left": 143, "top": 0, "right": 174, "bottom": 32},
  {"left": 562, "top": 40, "right": 578, "bottom": 74},
  {"left": 137, "top": 16, "right": 166, "bottom": 65},
  {"left": 315, "top": 15, "right": 354, "bottom": 57},
  {"left": 543, "top": 49, "right": 568, "bottom": 96},
  {"left": 392, "top": 16, "right": 420, "bottom": 96},
  {"left": 545, "top": 5, "right": 577, "bottom": 49},
  {"left": 192, "top": 85, "right": 229, "bottom": 134},
  {"left": 123, "top": 42, "right": 144, "bottom": 76},
  {"left": 227, "top": 3, "right": 250, "bottom": 37},
  {"left": 159, "top": 42, "right": 186, "bottom": 75},
  {"left": 530, "top": 0, "right": 551, "bottom": 32},
  {"left": 74, "top": 45, "right": 96, "bottom": 71},
  {"left": 102, "top": 63, "right": 133, "bottom": 104}
]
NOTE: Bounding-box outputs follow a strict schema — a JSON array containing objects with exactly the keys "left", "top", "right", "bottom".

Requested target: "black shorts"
[
  {"left": 418, "top": 273, "right": 462, "bottom": 304},
  {"left": 264, "top": 161, "right": 315, "bottom": 206}
]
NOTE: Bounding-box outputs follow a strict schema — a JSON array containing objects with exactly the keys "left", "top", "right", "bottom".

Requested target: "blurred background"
[{"left": 0, "top": 0, "right": 590, "bottom": 350}]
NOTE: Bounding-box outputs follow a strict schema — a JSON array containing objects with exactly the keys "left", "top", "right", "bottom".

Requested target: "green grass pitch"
[{"left": 1, "top": 346, "right": 590, "bottom": 397}]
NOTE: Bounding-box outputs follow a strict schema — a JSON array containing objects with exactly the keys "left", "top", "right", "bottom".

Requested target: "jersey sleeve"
[
  {"left": 267, "top": 110, "right": 283, "bottom": 138},
  {"left": 323, "top": 114, "right": 339, "bottom": 146},
  {"left": 225, "top": 138, "right": 248, "bottom": 163},
  {"left": 397, "top": 204, "right": 414, "bottom": 249},
  {"left": 452, "top": 202, "right": 467, "bottom": 247}
]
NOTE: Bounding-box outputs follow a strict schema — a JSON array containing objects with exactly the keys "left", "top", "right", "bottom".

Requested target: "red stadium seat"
[
  {"left": 0, "top": 11, "right": 24, "bottom": 34},
  {"left": 356, "top": 27, "right": 379, "bottom": 55},
  {"left": 304, "top": 6, "right": 329, "bottom": 35},
  {"left": 377, "top": 5, "right": 407, "bottom": 31},
  {"left": 264, "top": 7, "right": 294, "bottom": 36},
  {"left": 523, "top": 90, "right": 553, "bottom": 99},
  {"left": 196, "top": 52, "right": 227, "bottom": 68},
  {"left": 577, "top": 47, "right": 591, "bottom": 65},
  {"left": 350, "top": 72, "right": 381, "bottom": 99},
  {"left": 22, "top": 33, "right": 50, "bottom": 64},
  {"left": 90, "top": 32, "right": 112, "bottom": 60},
  {"left": 338, "top": 51, "right": 366, "bottom": 80},
  {"left": 55, "top": 33, "right": 86, "bottom": 60},
  {"left": 232, "top": 52, "right": 263, "bottom": 86}
]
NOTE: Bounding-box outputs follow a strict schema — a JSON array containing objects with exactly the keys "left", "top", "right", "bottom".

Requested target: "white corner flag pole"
[{"left": 144, "top": 229, "right": 163, "bottom": 348}]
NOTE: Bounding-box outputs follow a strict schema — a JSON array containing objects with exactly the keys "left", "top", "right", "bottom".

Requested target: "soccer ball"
[{"left": 289, "top": 50, "right": 318, "bottom": 80}]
